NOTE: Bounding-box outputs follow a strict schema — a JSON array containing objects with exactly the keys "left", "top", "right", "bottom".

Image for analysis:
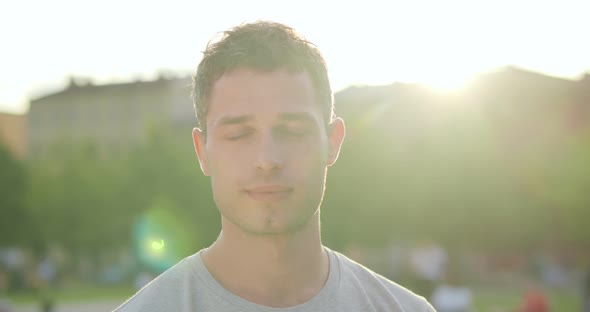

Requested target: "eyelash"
[
  {"left": 227, "top": 130, "right": 254, "bottom": 141},
  {"left": 226, "top": 127, "right": 309, "bottom": 141}
]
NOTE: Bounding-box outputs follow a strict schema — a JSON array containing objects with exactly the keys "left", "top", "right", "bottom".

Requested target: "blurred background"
[{"left": 1, "top": 1, "right": 589, "bottom": 311}]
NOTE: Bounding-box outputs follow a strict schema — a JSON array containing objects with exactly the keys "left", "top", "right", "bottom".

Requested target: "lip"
[{"left": 244, "top": 185, "right": 293, "bottom": 202}]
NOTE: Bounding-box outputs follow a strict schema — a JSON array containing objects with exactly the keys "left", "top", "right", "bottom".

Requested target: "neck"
[{"left": 201, "top": 212, "right": 329, "bottom": 307}]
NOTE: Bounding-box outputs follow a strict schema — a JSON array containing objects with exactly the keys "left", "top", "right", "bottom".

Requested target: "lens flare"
[
  {"left": 151, "top": 239, "right": 165, "bottom": 251},
  {"left": 133, "top": 198, "right": 199, "bottom": 273}
]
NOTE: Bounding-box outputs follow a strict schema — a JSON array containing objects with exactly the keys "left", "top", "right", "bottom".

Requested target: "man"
[{"left": 115, "top": 21, "right": 435, "bottom": 311}]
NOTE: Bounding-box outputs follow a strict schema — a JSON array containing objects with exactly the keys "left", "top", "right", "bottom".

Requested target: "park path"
[{"left": 13, "top": 299, "right": 123, "bottom": 312}]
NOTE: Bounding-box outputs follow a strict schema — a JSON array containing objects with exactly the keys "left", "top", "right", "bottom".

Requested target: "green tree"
[{"left": 0, "top": 142, "right": 30, "bottom": 245}]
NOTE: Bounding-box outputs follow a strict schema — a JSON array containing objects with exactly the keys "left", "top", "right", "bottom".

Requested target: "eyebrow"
[
  {"left": 216, "top": 115, "right": 254, "bottom": 127},
  {"left": 215, "top": 112, "right": 316, "bottom": 127}
]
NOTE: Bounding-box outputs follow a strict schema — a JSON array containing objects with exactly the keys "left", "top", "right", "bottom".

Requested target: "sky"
[{"left": 1, "top": 0, "right": 589, "bottom": 114}]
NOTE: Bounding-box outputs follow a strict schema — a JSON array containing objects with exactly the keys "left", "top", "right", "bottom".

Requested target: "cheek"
[
  {"left": 206, "top": 149, "right": 243, "bottom": 187},
  {"left": 289, "top": 144, "right": 328, "bottom": 181},
  {"left": 298, "top": 138, "right": 329, "bottom": 164}
]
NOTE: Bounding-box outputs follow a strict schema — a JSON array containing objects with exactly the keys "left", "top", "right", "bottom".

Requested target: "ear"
[
  {"left": 326, "top": 117, "right": 345, "bottom": 166},
  {"left": 192, "top": 127, "right": 210, "bottom": 176}
]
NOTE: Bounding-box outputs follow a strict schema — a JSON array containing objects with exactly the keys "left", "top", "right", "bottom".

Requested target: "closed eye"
[
  {"left": 226, "top": 129, "right": 254, "bottom": 141},
  {"left": 275, "top": 125, "right": 310, "bottom": 138}
]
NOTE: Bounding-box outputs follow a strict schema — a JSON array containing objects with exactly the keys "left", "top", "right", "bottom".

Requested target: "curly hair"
[{"left": 192, "top": 21, "right": 334, "bottom": 134}]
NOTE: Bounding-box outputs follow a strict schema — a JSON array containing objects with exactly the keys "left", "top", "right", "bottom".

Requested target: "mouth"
[{"left": 244, "top": 185, "right": 293, "bottom": 202}]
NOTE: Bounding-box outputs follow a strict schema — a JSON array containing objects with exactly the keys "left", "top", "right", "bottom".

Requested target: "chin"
[{"left": 237, "top": 213, "right": 315, "bottom": 236}]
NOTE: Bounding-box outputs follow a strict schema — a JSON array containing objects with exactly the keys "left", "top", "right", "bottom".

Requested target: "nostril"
[
  {"left": 255, "top": 136, "right": 283, "bottom": 171},
  {"left": 256, "top": 158, "right": 283, "bottom": 171}
]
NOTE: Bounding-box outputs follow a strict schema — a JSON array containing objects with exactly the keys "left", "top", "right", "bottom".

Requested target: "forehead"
[{"left": 206, "top": 68, "right": 322, "bottom": 127}]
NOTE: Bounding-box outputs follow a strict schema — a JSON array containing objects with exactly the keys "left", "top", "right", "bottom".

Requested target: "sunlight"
[
  {"left": 420, "top": 71, "right": 475, "bottom": 92},
  {"left": 1, "top": 0, "right": 588, "bottom": 114}
]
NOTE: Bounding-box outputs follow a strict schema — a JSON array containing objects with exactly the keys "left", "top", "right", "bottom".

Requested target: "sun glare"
[{"left": 421, "top": 71, "right": 474, "bottom": 92}]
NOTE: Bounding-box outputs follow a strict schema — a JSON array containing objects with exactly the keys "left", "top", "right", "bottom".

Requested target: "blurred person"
[
  {"left": 516, "top": 280, "right": 549, "bottom": 312},
  {"left": 410, "top": 239, "right": 448, "bottom": 298},
  {"left": 37, "top": 257, "right": 57, "bottom": 288},
  {"left": 115, "top": 21, "right": 435, "bottom": 311},
  {"left": 583, "top": 267, "right": 590, "bottom": 312},
  {"left": 430, "top": 256, "right": 474, "bottom": 312},
  {"left": 36, "top": 257, "right": 56, "bottom": 312},
  {"left": 0, "top": 268, "right": 13, "bottom": 312},
  {"left": 0, "top": 248, "right": 25, "bottom": 292}
]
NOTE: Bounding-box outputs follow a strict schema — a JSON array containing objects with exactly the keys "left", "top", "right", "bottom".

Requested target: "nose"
[{"left": 255, "top": 133, "right": 283, "bottom": 172}]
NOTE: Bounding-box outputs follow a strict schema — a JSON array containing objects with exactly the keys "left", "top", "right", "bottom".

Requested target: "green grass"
[
  {"left": 473, "top": 287, "right": 580, "bottom": 312},
  {"left": 7, "top": 283, "right": 135, "bottom": 305}
]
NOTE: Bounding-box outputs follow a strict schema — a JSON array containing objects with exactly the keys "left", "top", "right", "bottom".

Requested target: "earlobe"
[
  {"left": 327, "top": 118, "right": 345, "bottom": 166},
  {"left": 192, "top": 127, "right": 210, "bottom": 176}
]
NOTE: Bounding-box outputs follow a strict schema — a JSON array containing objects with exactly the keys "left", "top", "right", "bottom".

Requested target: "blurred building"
[
  {"left": 26, "top": 67, "right": 590, "bottom": 158},
  {"left": 335, "top": 66, "right": 590, "bottom": 136},
  {"left": 0, "top": 112, "right": 27, "bottom": 159},
  {"left": 27, "top": 75, "right": 194, "bottom": 158},
  {"left": 572, "top": 73, "right": 590, "bottom": 130}
]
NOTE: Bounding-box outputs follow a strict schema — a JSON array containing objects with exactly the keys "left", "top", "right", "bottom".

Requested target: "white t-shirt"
[{"left": 115, "top": 247, "right": 435, "bottom": 312}]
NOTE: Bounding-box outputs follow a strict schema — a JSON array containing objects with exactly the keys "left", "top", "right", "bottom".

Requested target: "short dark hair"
[{"left": 192, "top": 21, "right": 334, "bottom": 134}]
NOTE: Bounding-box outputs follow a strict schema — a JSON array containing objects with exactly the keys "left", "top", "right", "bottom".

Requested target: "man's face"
[{"left": 193, "top": 68, "right": 344, "bottom": 235}]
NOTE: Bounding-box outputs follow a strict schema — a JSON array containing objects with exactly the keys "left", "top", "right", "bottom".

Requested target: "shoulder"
[
  {"left": 329, "top": 248, "right": 435, "bottom": 312},
  {"left": 113, "top": 254, "right": 197, "bottom": 312}
]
